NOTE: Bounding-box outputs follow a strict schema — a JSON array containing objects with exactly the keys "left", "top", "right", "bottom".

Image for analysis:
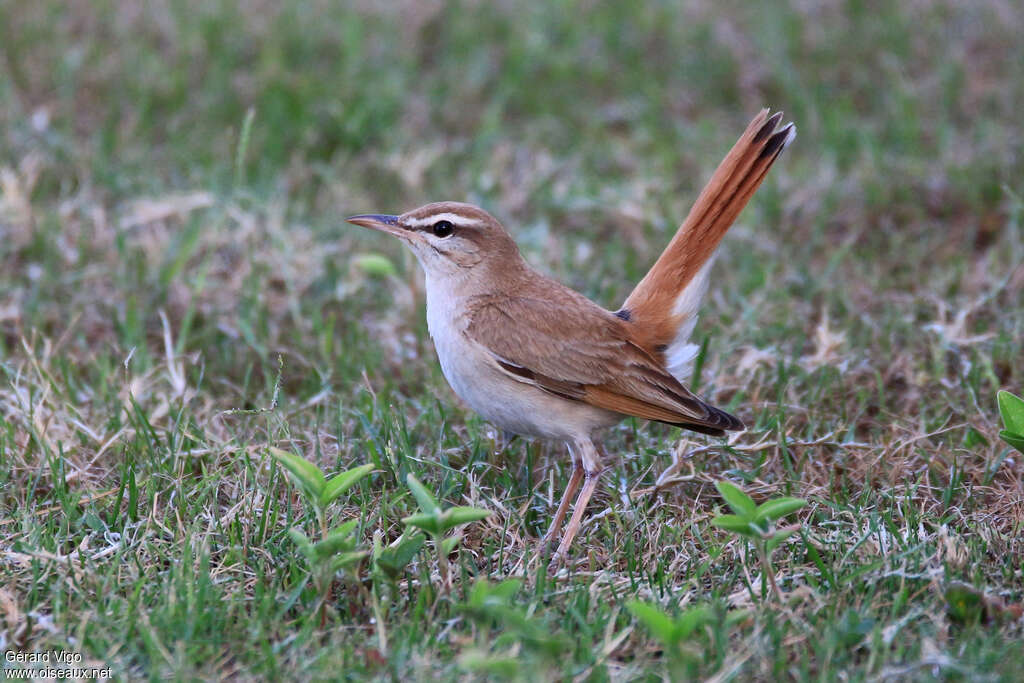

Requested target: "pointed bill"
[{"left": 346, "top": 214, "right": 406, "bottom": 239}]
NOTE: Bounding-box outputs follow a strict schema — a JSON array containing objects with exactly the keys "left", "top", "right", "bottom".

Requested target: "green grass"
[{"left": 2, "top": 0, "right": 1023, "bottom": 679}]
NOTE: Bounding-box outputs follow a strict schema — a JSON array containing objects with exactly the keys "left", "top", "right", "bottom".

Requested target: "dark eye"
[{"left": 432, "top": 220, "right": 454, "bottom": 238}]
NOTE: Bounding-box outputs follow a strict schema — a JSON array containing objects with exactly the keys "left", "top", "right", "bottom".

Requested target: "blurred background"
[
  {"left": 1, "top": 1, "right": 1023, "bottom": 678},
  {"left": 2, "top": 0, "right": 1021, "bottom": 425}
]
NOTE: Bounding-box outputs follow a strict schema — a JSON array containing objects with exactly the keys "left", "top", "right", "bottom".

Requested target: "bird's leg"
[
  {"left": 540, "top": 449, "right": 584, "bottom": 551},
  {"left": 551, "top": 439, "right": 604, "bottom": 562},
  {"left": 551, "top": 470, "right": 602, "bottom": 561}
]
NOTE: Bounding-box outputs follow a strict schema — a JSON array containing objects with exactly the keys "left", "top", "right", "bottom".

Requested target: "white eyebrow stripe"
[{"left": 404, "top": 212, "right": 483, "bottom": 228}]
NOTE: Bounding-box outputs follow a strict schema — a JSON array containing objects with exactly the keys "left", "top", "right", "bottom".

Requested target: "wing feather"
[{"left": 464, "top": 293, "right": 743, "bottom": 433}]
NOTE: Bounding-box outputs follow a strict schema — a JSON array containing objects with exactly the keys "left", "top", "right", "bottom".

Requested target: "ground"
[{"left": 1, "top": 1, "right": 1022, "bottom": 680}]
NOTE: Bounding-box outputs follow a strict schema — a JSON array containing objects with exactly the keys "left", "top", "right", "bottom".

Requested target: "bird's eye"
[{"left": 432, "top": 220, "right": 454, "bottom": 238}]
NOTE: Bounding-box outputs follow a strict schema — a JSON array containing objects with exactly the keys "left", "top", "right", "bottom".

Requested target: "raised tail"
[{"left": 619, "top": 108, "right": 795, "bottom": 380}]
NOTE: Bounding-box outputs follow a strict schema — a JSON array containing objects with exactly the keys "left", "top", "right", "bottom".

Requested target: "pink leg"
[
  {"left": 540, "top": 462, "right": 584, "bottom": 550},
  {"left": 551, "top": 469, "right": 603, "bottom": 562},
  {"left": 551, "top": 438, "right": 604, "bottom": 562}
]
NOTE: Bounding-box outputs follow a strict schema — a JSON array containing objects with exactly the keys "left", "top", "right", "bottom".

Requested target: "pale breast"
[{"left": 425, "top": 288, "right": 619, "bottom": 441}]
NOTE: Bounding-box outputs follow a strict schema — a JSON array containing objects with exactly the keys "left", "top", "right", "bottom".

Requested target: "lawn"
[{"left": 1, "top": 1, "right": 1022, "bottom": 680}]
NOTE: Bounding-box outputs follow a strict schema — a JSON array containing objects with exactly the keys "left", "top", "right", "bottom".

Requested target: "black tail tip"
[
  {"left": 759, "top": 122, "right": 796, "bottom": 159},
  {"left": 753, "top": 110, "right": 785, "bottom": 142}
]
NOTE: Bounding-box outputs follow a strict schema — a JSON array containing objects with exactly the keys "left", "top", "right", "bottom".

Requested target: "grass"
[{"left": 1, "top": 0, "right": 1023, "bottom": 679}]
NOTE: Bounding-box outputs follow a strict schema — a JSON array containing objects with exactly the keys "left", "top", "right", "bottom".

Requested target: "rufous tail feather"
[{"left": 620, "top": 109, "right": 795, "bottom": 359}]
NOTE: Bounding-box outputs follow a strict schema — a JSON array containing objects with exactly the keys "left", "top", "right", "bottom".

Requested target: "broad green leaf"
[
  {"left": 997, "top": 390, "right": 1024, "bottom": 434},
  {"left": 489, "top": 607, "right": 562, "bottom": 655},
  {"left": 490, "top": 578, "right": 522, "bottom": 602},
  {"left": 402, "top": 512, "right": 442, "bottom": 536},
  {"left": 320, "top": 463, "right": 375, "bottom": 506},
  {"left": 468, "top": 578, "right": 523, "bottom": 608},
  {"left": 441, "top": 506, "right": 491, "bottom": 530},
  {"left": 463, "top": 599, "right": 531, "bottom": 632},
  {"left": 490, "top": 606, "right": 532, "bottom": 633},
  {"left": 675, "top": 606, "right": 713, "bottom": 639},
  {"left": 710, "top": 514, "right": 758, "bottom": 537},
  {"left": 406, "top": 474, "right": 440, "bottom": 515},
  {"left": 467, "top": 580, "right": 490, "bottom": 607},
  {"left": 998, "top": 430, "right": 1024, "bottom": 455},
  {"left": 766, "top": 527, "right": 799, "bottom": 552},
  {"left": 287, "top": 528, "right": 313, "bottom": 557},
  {"left": 460, "top": 591, "right": 565, "bottom": 657},
  {"left": 754, "top": 497, "right": 806, "bottom": 523},
  {"left": 715, "top": 480, "right": 756, "bottom": 518},
  {"left": 269, "top": 447, "right": 326, "bottom": 499},
  {"left": 375, "top": 534, "right": 425, "bottom": 579},
  {"left": 522, "top": 627, "right": 567, "bottom": 657},
  {"left": 312, "top": 523, "right": 359, "bottom": 559},
  {"left": 441, "top": 534, "right": 461, "bottom": 555},
  {"left": 626, "top": 601, "right": 678, "bottom": 646},
  {"left": 330, "top": 550, "right": 368, "bottom": 573},
  {"left": 331, "top": 519, "right": 359, "bottom": 536},
  {"left": 459, "top": 651, "right": 520, "bottom": 678}
]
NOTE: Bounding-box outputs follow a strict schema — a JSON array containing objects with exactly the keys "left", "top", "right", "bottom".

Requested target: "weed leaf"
[
  {"left": 287, "top": 528, "right": 313, "bottom": 556},
  {"left": 406, "top": 473, "right": 441, "bottom": 515},
  {"left": 440, "top": 535, "right": 461, "bottom": 555},
  {"left": 998, "top": 430, "right": 1024, "bottom": 454},
  {"left": 754, "top": 497, "right": 806, "bottom": 523},
  {"left": 312, "top": 521, "right": 359, "bottom": 559},
  {"left": 468, "top": 578, "right": 523, "bottom": 608},
  {"left": 320, "top": 463, "right": 375, "bottom": 506},
  {"left": 352, "top": 253, "right": 397, "bottom": 277},
  {"left": 766, "top": 527, "right": 799, "bottom": 552},
  {"left": 997, "top": 390, "right": 1024, "bottom": 434},
  {"left": 330, "top": 550, "right": 368, "bottom": 574},
  {"left": 402, "top": 512, "right": 442, "bottom": 536},
  {"left": 710, "top": 514, "right": 756, "bottom": 536},
  {"left": 715, "top": 480, "right": 757, "bottom": 517},
  {"left": 443, "top": 506, "right": 492, "bottom": 527},
  {"left": 675, "top": 606, "right": 713, "bottom": 639},
  {"left": 375, "top": 534, "right": 425, "bottom": 579},
  {"left": 626, "top": 601, "right": 677, "bottom": 646},
  {"left": 270, "top": 447, "right": 326, "bottom": 499}
]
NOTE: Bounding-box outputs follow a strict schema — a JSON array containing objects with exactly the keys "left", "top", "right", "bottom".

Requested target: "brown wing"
[{"left": 463, "top": 293, "right": 743, "bottom": 434}]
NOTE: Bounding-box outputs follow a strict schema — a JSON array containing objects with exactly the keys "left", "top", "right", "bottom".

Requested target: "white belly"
[{"left": 425, "top": 289, "right": 619, "bottom": 441}]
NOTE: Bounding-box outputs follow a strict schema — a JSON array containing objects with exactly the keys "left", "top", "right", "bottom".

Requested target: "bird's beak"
[{"left": 346, "top": 214, "right": 406, "bottom": 239}]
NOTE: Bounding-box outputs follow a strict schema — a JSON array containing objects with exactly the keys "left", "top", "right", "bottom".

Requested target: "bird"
[{"left": 347, "top": 109, "right": 794, "bottom": 562}]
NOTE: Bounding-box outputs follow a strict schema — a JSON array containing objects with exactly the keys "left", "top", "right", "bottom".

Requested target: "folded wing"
[{"left": 464, "top": 293, "right": 743, "bottom": 435}]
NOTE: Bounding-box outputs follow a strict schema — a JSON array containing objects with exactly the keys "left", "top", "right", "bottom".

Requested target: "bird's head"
[{"left": 347, "top": 201, "right": 520, "bottom": 277}]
